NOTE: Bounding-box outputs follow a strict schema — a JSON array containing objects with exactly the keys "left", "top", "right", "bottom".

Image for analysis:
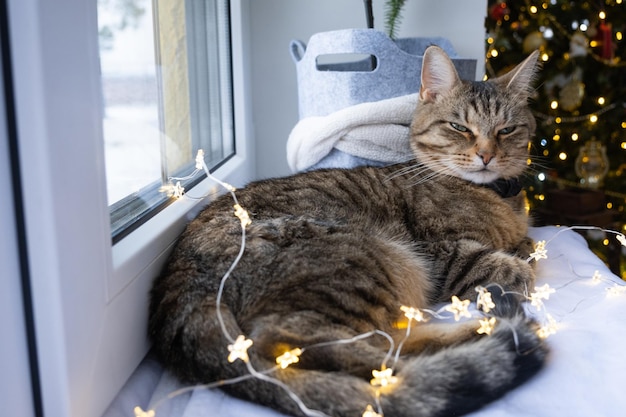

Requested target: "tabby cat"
[{"left": 149, "top": 46, "right": 547, "bottom": 417}]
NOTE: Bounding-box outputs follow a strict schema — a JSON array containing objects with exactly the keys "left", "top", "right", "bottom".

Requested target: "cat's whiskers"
[{"left": 386, "top": 159, "right": 452, "bottom": 185}]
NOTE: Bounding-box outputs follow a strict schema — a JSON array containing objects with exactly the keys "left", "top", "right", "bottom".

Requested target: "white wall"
[{"left": 247, "top": 0, "right": 487, "bottom": 179}]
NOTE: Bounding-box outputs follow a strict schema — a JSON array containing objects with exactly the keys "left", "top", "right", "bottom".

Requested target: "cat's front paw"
[{"left": 514, "top": 236, "right": 535, "bottom": 261}]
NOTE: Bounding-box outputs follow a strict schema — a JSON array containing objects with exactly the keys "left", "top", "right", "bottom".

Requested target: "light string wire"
[{"left": 137, "top": 150, "right": 626, "bottom": 417}]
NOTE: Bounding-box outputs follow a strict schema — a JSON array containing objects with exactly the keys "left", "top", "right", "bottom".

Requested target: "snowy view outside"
[{"left": 98, "top": 0, "right": 161, "bottom": 205}]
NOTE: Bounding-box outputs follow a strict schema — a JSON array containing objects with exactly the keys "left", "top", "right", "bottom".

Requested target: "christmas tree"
[{"left": 485, "top": 0, "right": 625, "bottom": 274}]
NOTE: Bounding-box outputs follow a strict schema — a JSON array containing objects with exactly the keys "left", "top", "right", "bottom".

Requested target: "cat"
[{"left": 149, "top": 46, "right": 547, "bottom": 417}]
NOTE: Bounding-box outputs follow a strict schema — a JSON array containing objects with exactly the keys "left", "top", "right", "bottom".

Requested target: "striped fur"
[{"left": 149, "top": 46, "right": 546, "bottom": 417}]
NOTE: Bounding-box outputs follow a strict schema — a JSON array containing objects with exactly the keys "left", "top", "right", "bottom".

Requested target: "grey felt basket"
[{"left": 290, "top": 29, "right": 477, "bottom": 119}]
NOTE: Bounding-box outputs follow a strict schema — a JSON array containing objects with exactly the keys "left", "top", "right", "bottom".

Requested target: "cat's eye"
[
  {"left": 498, "top": 126, "right": 516, "bottom": 135},
  {"left": 450, "top": 122, "right": 469, "bottom": 133}
]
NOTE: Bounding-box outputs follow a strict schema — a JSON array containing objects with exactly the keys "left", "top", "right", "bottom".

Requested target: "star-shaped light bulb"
[
  {"left": 370, "top": 367, "right": 398, "bottom": 387},
  {"left": 233, "top": 204, "right": 251, "bottom": 227},
  {"left": 227, "top": 335, "right": 253, "bottom": 363},
  {"left": 400, "top": 305, "right": 427, "bottom": 322},
  {"left": 475, "top": 286, "right": 496, "bottom": 313},
  {"left": 172, "top": 181, "right": 184, "bottom": 198},
  {"left": 529, "top": 240, "right": 548, "bottom": 261},
  {"left": 444, "top": 296, "right": 472, "bottom": 321},
  {"left": 607, "top": 285, "right": 626, "bottom": 296},
  {"left": 134, "top": 406, "right": 155, "bottom": 417},
  {"left": 195, "top": 149, "right": 205, "bottom": 169},
  {"left": 276, "top": 348, "right": 303, "bottom": 369},
  {"left": 537, "top": 314, "right": 558, "bottom": 339},
  {"left": 477, "top": 317, "right": 497, "bottom": 335},
  {"left": 591, "top": 270, "right": 603, "bottom": 284},
  {"left": 529, "top": 284, "right": 556, "bottom": 311},
  {"left": 362, "top": 404, "right": 383, "bottom": 417}
]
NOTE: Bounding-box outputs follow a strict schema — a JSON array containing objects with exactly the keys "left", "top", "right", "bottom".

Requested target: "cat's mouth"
[{"left": 462, "top": 167, "right": 501, "bottom": 184}]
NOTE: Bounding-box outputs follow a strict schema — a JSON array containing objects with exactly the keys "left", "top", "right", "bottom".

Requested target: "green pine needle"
[{"left": 385, "top": 0, "right": 407, "bottom": 39}]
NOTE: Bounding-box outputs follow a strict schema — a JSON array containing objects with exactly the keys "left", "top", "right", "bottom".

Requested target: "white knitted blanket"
[{"left": 286, "top": 93, "right": 418, "bottom": 172}]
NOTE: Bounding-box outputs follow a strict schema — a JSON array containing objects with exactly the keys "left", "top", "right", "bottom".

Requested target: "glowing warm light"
[
  {"left": 530, "top": 5, "right": 538, "bottom": 13},
  {"left": 362, "top": 404, "right": 383, "bottom": 417},
  {"left": 537, "top": 314, "right": 558, "bottom": 339},
  {"left": 537, "top": 194, "right": 546, "bottom": 201},
  {"left": 134, "top": 406, "right": 156, "bottom": 417},
  {"left": 487, "top": 37, "right": 494, "bottom": 45},
  {"left": 445, "top": 296, "right": 471, "bottom": 321},
  {"left": 607, "top": 285, "right": 626, "bottom": 296},
  {"left": 555, "top": 117, "right": 562, "bottom": 124},
  {"left": 603, "top": 239, "right": 610, "bottom": 246},
  {"left": 553, "top": 134, "right": 560, "bottom": 141},
  {"left": 173, "top": 181, "right": 185, "bottom": 198},
  {"left": 476, "top": 286, "right": 496, "bottom": 313},
  {"left": 530, "top": 284, "right": 556, "bottom": 311},
  {"left": 276, "top": 348, "right": 303, "bottom": 369},
  {"left": 477, "top": 317, "right": 497, "bottom": 335},
  {"left": 592, "top": 270, "right": 603, "bottom": 284},
  {"left": 599, "top": 11, "right": 606, "bottom": 20},
  {"left": 571, "top": 133, "right": 579, "bottom": 141},
  {"left": 617, "top": 32, "right": 623, "bottom": 41},
  {"left": 227, "top": 335, "right": 254, "bottom": 363},
  {"left": 490, "top": 49, "right": 499, "bottom": 58},
  {"left": 607, "top": 202, "right": 613, "bottom": 209},
  {"left": 529, "top": 240, "right": 548, "bottom": 261},
  {"left": 233, "top": 204, "right": 252, "bottom": 227},
  {"left": 589, "top": 115, "right": 598, "bottom": 123},
  {"left": 550, "top": 100, "right": 558, "bottom": 109},
  {"left": 371, "top": 367, "right": 398, "bottom": 387},
  {"left": 541, "top": 53, "right": 549, "bottom": 62},
  {"left": 622, "top": 122, "right": 626, "bottom": 129},
  {"left": 362, "top": 405, "right": 383, "bottom": 417},
  {"left": 538, "top": 173, "right": 546, "bottom": 181},
  {"left": 597, "top": 97, "right": 606, "bottom": 105},
  {"left": 400, "top": 305, "right": 428, "bottom": 322},
  {"left": 559, "top": 152, "right": 567, "bottom": 160}
]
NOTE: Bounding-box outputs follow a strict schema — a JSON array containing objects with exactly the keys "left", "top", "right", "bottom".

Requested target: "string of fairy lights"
[{"left": 135, "top": 150, "right": 626, "bottom": 417}]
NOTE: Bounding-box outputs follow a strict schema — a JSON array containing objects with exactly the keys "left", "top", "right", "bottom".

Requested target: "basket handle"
[{"left": 290, "top": 39, "right": 307, "bottom": 63}]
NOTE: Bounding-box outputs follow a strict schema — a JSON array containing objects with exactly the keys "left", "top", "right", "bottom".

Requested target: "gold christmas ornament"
[
  {"left": 523, "top": 31, "right": 546, "bottom": 54},
  {"left": 575, "top": 140, "right": 610, "bottom": 188},
  {"left": 559, "top": 79, "right": 585, "bottom": 111}
]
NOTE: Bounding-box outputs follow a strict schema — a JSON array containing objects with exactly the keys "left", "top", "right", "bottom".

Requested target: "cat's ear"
[
  {"left": 496, "top": 50, "right": 540, "bottom": 98},
  {"left": 419, "top": 46, "right": 460, "bottom": 103}
]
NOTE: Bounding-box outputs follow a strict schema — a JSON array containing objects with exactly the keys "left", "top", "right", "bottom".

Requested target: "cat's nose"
[{"left": 478, "top": 151, "right": 494, "bottom": 166}]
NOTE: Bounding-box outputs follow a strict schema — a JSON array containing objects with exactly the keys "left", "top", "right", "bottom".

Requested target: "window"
[
  {"left": 98, "top": 0, "right": 235, "bottom": 240},
  {"left": 5, "top": 0, "right": 252, "bottom": 416}
]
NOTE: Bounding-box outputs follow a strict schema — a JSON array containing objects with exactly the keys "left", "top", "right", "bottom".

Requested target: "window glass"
[{"left": 98, "top": 0, "right": 234, "bottom": 241}]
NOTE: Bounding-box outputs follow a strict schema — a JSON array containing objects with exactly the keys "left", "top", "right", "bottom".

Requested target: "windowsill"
[{"left": 110, "top": 152, "right": 252, "bottom": 303}]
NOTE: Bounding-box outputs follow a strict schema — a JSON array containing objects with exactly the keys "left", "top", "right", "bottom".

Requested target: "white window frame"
[{"left": 5, "top": 1, "right": 254, "bottom": 416}]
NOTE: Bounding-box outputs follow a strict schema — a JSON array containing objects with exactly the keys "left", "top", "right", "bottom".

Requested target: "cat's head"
[{"left": 410, "top": 46, "right": 539, "bottom": 184}]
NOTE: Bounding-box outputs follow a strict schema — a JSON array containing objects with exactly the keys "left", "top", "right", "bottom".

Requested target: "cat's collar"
[{"left": 480, "top": 177, "right": 523, "bottom": 198}]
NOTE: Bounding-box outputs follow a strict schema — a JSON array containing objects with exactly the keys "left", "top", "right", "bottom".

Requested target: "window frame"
[{"left": 6, "top": 1, "right": 253, "bottom": 416}]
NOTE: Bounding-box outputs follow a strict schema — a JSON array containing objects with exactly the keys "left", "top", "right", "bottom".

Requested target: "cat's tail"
[
  {"left": 150, "top": 290, "right": 547, "bottom": 417},
  {"left": 379, "top": 313, "right": 546, "bottom": 417},
  {"left": 252, "top": 316, "right": 545, "bottom": 417}
]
